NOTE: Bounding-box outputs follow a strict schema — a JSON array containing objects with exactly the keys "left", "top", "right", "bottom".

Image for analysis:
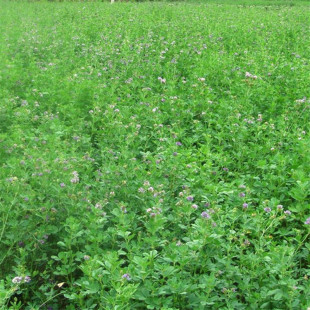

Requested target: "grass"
[{"left": 0, "top": 0, "right": 310, "bottom": 309}]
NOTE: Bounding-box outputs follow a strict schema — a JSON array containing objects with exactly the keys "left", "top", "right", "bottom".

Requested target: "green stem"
[
  {"left": 38, "top": 292, "right": 63, "bottom": 309},
  {"left": 295, "top": 231, "right": 310, "bottom": 254}
]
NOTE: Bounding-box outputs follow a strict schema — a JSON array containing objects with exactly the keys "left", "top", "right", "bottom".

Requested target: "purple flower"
[
  {"left": 186, "top": 196, "right": 194, "bottom": 201},
  {"left": 277, "top": 205, "right": 283, "bottom": 210},
  {"left": 264, "top": 207, "right": 271, "bottom": 213},
  {"left": 60, "top": 183, "right": 65, "bottom": 188},
  {"left": 71, "top": 174, "right": 79, "bottom": 183},
  {"left": 223, "top": 167, "right": 229, "bottom": 172},
  {"left": 24, "top": 276, "right": 31, "bottom": 283},
  {"left": 242, "top": 203, "right": 248, "bottom": 209},
  {"left": 158, "top": 77, "right": 166, "bottom": 84},
  {"left": 245, "top": 72, "right": 257, "bottom": 79},
  {"left": 122, "top": 273, "right": 131, "bottom": 280},
  {"left": 191, "top": 204, "right": 198, "bottom": 210},
  {"left": 239, "top": 192, "right": 245, "bottom": 197},
  {"left": 12, "top": 276, "right": 23, "bottom": 284},
  {"left": 243, "top": 239, "right": 250, "bottom": 246},
  {"left": 173, "top": 152, "right": 178, "bottom": 156},
  {"left": 201, "top": 211, "right": 210, "bottom": 219},
  {"left": 304, "top": 217, "right": 310, "bottom": 225},
  {"left": 284, "top": 210, "right": 291, "bottom": 215},
  {"left": 176, "top": 142, "right": 182, "bottom": 146},
  {"left": 95, "top": 203, "right": 102, "bottom": 210}
]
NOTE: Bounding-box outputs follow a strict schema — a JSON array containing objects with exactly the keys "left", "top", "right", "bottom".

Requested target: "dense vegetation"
[{"left": 0, "top": 0, "right": 309, "bottom": 309}]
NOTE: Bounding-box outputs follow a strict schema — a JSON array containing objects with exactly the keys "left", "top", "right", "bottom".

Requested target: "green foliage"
[{"left": 0, "top": 0, "right": 309, "bottom": 309}]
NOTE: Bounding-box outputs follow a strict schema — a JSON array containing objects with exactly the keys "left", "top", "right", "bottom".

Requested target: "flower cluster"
[
  {"left": 12, "top": 276, "right": 31, "bottom": 284},
  {"left": 146, "top": 207, "right": 162, "bottom": 217},
  {"left": 201, "top": 211, "right": 211, "bottom": 219},
  {"left": 71, "top": 171, "right": 79, "bottom": 184},
  {"left": 245, "top": 72, "right": 258, "bottom": 79},
  {"left": 158, "top": 77, "right": 166, "bottom": 84}
]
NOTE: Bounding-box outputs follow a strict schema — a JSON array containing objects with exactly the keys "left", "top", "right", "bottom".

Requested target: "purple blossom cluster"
[
  {"left": 12, "top": 276, "right": 31, "bottom": 284},
  {"left": 71, "top": 171, "right": 79, "bottom": 184},
  {"left": 201, "top": 211, "right": 210, "bottom": 219},
  {"left": 146, "top": 207, "right": 162, "bottom": 217},
  {"left": 122, "top": 273, "right": 131, "bottom": 280}
]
